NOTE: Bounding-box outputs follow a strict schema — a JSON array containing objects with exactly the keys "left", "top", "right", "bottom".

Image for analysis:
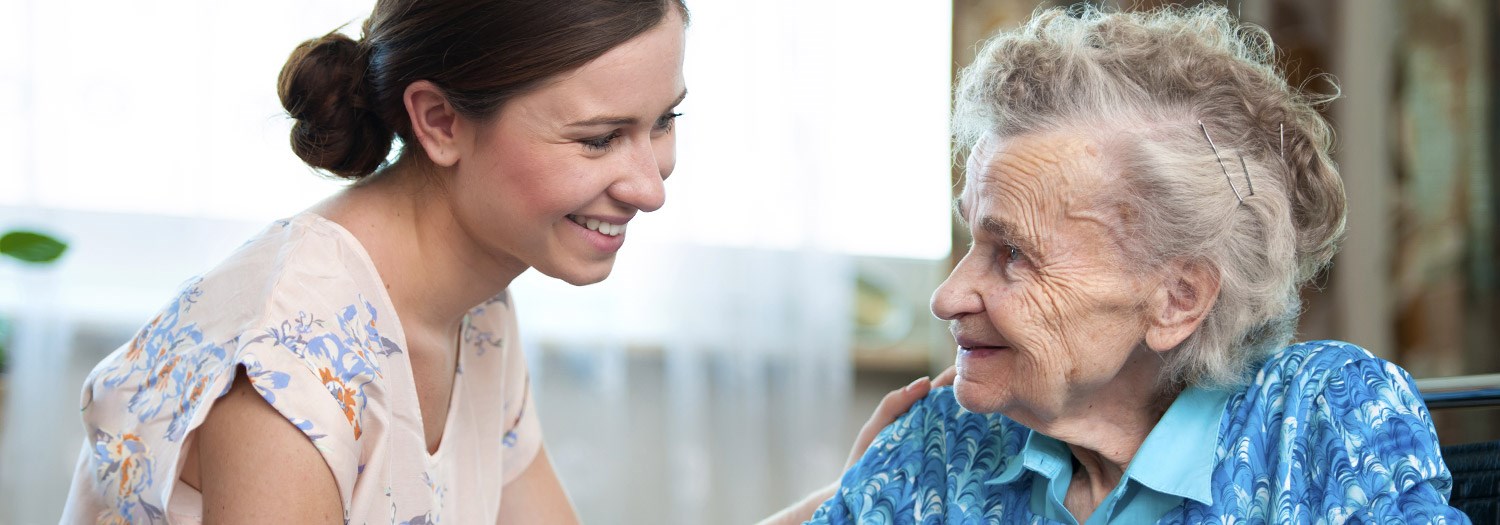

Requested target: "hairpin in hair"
[
  {"left": 1279, "top": 123, "right": 1284, "bottom": 159},
  {"left": 1198, "top": 120, "right": 1254, "bottom": 204}
]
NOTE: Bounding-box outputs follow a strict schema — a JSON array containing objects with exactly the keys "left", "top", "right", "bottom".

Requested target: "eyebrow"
[
  {"left": 955, "top": 197, "right": 1043, "bottom": 257},
  {"left": 984, "top": 216, "right": 1043, "bottom": 260},
  {"left": 565, "top": 88, "right": 689, "bottom": 128}
]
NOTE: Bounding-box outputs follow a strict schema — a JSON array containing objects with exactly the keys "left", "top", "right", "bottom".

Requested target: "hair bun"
[{"left": 278, "top": 31, "right": 392, "bottom": 179}]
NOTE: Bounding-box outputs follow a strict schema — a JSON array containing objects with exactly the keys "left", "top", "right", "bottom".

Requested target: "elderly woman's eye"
[{"left": 1004, "top": 244, "right": 1023, "bottom": 264}]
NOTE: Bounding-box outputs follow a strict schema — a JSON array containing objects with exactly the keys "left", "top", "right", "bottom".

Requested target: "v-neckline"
[
  {"left": 302, "top": 211, "right": 466, "bottom": 460},
  {"left": 419, "top": 328, "right": 464, "bottom": 459}
]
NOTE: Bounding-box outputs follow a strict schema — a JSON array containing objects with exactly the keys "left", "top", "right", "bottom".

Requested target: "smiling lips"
[
  {"left": 566, "top": 214, "right": 627, "bottom": 237},
  {"left": 956, "top": 335, "right": 1009, "bottom": 356}
]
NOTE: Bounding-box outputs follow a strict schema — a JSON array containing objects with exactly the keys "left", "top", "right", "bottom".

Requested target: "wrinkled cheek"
[{"left": 1003, "top": 289, "right": 1070, "bottom": 380}]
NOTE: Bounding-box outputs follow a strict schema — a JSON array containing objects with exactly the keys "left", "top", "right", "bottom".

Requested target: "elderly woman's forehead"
[{"left": 964, "top": 132, "right": 1106, "bottom": 191}]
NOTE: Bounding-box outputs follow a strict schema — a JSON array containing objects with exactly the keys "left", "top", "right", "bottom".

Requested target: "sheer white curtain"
[
  {"left": 0, "top": 0, "right": 951, "bottom": 522},
  {"left": 511, "top": 2, "right": 952, "bottom": 521}
]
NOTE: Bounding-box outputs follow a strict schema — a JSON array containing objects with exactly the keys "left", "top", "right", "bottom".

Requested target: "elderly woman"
[{"left": 808, "top": 5, "right": 1469, "bottom": 524}]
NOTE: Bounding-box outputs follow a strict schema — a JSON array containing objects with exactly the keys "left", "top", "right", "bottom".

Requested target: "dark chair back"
[
  {"left": 1419, "top": 374, "right": 1500, "bottom": 523},
  {"left": 1441, "top": 440, "right": 1500, "bottom": 523}
]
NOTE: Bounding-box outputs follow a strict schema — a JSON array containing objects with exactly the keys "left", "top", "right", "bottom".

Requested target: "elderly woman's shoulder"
[
  {"left": 1239, "top": 339, "right": 1427, "bottom": 414},
  {"left": 1208, "top": 341, "right": 1464, "bottom": 523},
  {"left": 864, "top": 387, "right": 1025, "bottom": 456},
  {"left": 1253, "top": 340, "right": 1409, "bottom": 382},
  {"left": 845, "top": 387, "right": 1027, "bottom": 487},
  {"left": 899, "top": 387, "right": 1027, "bottom": 447},
  {"left": 1256, "top": 339, "right": 1384, "bottom": 375},
  {"left": 920, "top": 387, "right": 1024, "bottom": 429}
]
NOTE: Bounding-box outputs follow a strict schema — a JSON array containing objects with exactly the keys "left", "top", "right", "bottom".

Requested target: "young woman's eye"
[
  {"left": 581, "top": 131, "right": 621, "bottom": 151},
  {"left": 654, "top": 112, "right": 682, "bottom": 132}
]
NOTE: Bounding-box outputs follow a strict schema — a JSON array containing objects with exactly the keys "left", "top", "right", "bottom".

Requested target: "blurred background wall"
[{"left": 1, "top": 1, "right": 1496, "bottom": 524}]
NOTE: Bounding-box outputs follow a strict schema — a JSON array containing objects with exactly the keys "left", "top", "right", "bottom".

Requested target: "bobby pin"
[{"left": 1198, "top": 120, "right": 1254, "bottom": 204}]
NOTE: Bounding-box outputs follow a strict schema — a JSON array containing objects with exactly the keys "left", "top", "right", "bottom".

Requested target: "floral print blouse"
[
  {"left": 61, "top": 212, "right": 542, "bottom": 524},
  {"left": 809, "top": 340, "right": 1471, "bottom": 524}
]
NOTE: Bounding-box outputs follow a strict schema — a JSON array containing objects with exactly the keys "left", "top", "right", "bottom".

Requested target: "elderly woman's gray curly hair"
[{"left": 953, "top": 3, "right": 1347, "bottom": 388}]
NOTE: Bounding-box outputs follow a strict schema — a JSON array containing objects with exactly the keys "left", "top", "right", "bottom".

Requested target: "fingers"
[
  {"left": 846, "top": 376, "right": 931, "bottom": 469},
  {"left": 932, "top": 365, "right": 957, "bottom": 388},
  {"left": 843, "top": 370, "right": 959, "bottom": 470},
  {"left": 873, "top": 377, "right": 931, "bottom": 427}
]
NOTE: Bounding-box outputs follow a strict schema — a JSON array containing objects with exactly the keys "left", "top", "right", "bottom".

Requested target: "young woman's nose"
[{"left": 610, "top": 140, "right": 667, "bottom": 212}]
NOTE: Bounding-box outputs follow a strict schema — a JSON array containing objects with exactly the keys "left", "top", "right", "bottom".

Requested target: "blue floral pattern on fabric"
[
  {"left": 808, "top": 341, "right": 1471, "bottom": 524},
  {"left": 242, "top": 298, "right": 401, "bottom": 440},
  {"left": 94, "top": 282, "right": 233, "bottom": 443},
  {"left": 89, "top": 430, "right": 165, "bottom": 524},
  {"left": 463, "top": 294, "right": 509, "bottom": 356},
  {"left": 81, "top": 281, "right": 396, "bottom": 524}
]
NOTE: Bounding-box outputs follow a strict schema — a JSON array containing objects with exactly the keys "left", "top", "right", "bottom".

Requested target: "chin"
[
  {"left": 952, "top": 379, "right": 1006, "bottom": 414},
  {"left": 539, "top": 261, "right": 615, "bottom": 286},
  {"left": 560, "top": 272, "right": 611, "bottom": 286}
]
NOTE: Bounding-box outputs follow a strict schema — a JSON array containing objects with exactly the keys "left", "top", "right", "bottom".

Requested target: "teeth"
[{"left": 568, "top": 215, "right": 625, "bottom": 237}]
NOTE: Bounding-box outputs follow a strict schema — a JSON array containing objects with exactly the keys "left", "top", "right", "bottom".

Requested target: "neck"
[
  {"left": 1024, "top": 347, "right": 1181, "bottom": 503},
  {"left": 312, "top": 159, "right": 527, "bottom": 339}
]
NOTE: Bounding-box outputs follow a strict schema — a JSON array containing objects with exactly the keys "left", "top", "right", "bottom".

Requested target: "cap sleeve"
[{"left": 230, "top": 332, "right": 366, "bottom": 509}]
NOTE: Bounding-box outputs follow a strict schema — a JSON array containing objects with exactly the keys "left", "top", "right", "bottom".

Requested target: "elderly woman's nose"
[{"left": 931, "top": 266, "right": 982, "bottom": 320}]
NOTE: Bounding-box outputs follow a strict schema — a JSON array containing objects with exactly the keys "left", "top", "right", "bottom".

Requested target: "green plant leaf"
[{"left": 1, "top": 230, "right": 68, "bottom": 263}]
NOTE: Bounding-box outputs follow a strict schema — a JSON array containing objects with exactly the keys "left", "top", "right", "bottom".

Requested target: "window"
[{"left": 2, "top": 0, "right": 951, "bottom": 260}]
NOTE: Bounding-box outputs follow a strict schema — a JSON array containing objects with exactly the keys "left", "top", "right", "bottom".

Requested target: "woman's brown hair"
[{"left": 278, "top": 0, "right": 689, "bottom": 180}]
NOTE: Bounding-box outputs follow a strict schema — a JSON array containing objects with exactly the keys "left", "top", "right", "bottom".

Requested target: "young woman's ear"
[
  {"left": 1144, "top": 259, "right": 1221, "bottom": 353},
  {"left": 404, "top": 80, "right": 463, "bottom": 167}
]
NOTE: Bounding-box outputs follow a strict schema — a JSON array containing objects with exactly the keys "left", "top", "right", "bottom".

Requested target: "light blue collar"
[
  {"left": 1123, "top": 385, "right": 1232, "bottom": 505},
  {"left": 984, "top": 386, "right": 1232, "bottom": 523}
]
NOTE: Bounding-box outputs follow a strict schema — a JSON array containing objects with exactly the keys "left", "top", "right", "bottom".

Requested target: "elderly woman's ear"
[{"left": 1144, "top": 259, "right": 1220, "bottom": 353}]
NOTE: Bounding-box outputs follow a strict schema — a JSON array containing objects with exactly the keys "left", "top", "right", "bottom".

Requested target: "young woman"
[
  {"left": 61, "top": 1, "right": 940, "bottom": 523},
  {"left": 62, "top": 1, "right": 686, "bottom": 522}
]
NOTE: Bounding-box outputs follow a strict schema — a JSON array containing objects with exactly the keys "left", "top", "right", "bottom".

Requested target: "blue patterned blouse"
[{"left": 808, "top": 341, "right": 1471, "bottom": 524}]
